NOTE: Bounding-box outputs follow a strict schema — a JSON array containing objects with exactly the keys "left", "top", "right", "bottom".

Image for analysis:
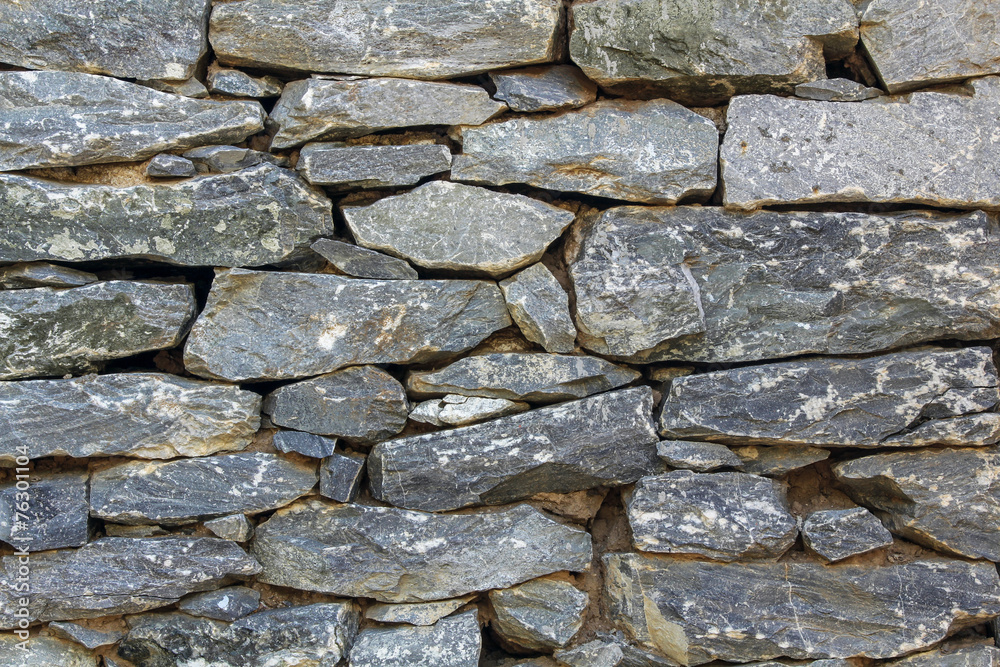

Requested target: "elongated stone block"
[
  {"left": 311, "top": 238, "right": 419, "bottom": 280},
  {"left": 0, "top": 263, "right": 97, "bottom": 290},
  {"left": 801, "top": 508, "right": 893, "bottom": 562},
  {"left": 297, "top": 143, "right": 452, "bottom": 189},
  {"left": 490, "top": 65, "right": 598, "bottom": 112},
  {"left": 365, "top": 597, "right": 474, "bottom": 626},
  {"left": 350, "top": 610, "right": 481, "bottom": 667},
  {"left": 207, "top": 68, "right": 283, "bottom": 98}
]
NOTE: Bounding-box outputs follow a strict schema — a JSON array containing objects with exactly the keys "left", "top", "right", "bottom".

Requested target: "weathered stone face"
[
  {"left": 499, "top": 263, "right": 577, "bottom": 354},
  {"left": 0, "top": 635, "right": 96, "bottom": 667},
  {"left": 47, "top": 621, "right": 123, "bottom": 650},
  {"left": 272, "top": 430, "right": 338, "bottom": 459},
  {"left": 207, "top": 68, "right": 284, "bottom": 98},
  {"left": 555, "top": 640, "right": 625, "bottom": 667},
  {"left": 732, "top": 446, "right": 831, "bottom": 477},
  {"left": 795, "top": 78, "right": 882, "bottom": 101},
  {"left": 183, "top": 269, "right": 511, "bottom": 382},
  {"left": 655, "top": 440, "right": 742, "bottom": 472},
  {"left": 0, "top": 263, "right": 97, "bottom": 290},
  {"left": 883, "top": 642, "right": 1000, "bottom": 666},
  {"left": 311, "top": 238, "right": 420, "bottom": 280},
  {"left": 319, "top": 452, "right": 366, "bottom": 503},
  {"left": 251, "top": 500, "right": 592, "bottom": 602},
  {"left": 490, "top": 65, "right": 598, "bottom": 113},
  {"left": 145, "top": 153, "right": 198, "bottom": 177},
  {"left": 178, "top": 586, "right": 261, "bottom": 622},
  {"left": 801, "top": 508, "right": 894, "bottom": 562},
  {"left": 410, "top": 394, "right": 529, "bottom": 427},
  {"left": 350, "top": 610, "right": 482, "bottom": 667},
  {"left": 366, "top": 597, "right": 474, "bottom": 626},
  {"left": 490, "top": 578, "right": 589, "bottom": 650},
  {"left": 0, "top": 71, "right": 265, "bottom": 171},
  {"left": 452, "top": 100, "right": 718, "bottom": 205},
  {"left": 297, "top": 143, "right": 453, "bottom": 189},
  {"left": 0, "top": 473, "right": 89, "bottom": 551},
  {"left": 204, "top": 514, "right": 255, "bottom": 543}
]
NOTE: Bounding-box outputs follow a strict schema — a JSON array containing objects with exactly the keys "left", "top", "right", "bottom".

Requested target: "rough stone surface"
[
  {"left": 0, "top": 373, "right": 261, "bottom": 461},
  {"left": 311, "top": 238, "right": 420, "bottom": 280},
  {"left": 272, "top": 430, "right": 338, "bottom": 459},
  {"left": 264, "top": 366, "right": 408, "bottom": 443},
  {"left": 732, "top": 446, "right": 831, "bottom": 477},
  {"left": 350, "top": 609, "right": 481, "bottom": 667},
  {"left": 251, "top": 500, "right": 592, "bottom": 602},
  {"left": 204, "top": 514, "right": 255, "bottom": 543},
  {"left": 47, "top": 621, "right": 124, "bottom": 649},
  {"left": 0, "top": 263, "right": 97, "bottom": 290},
  {"left": 795, "top": 79, "right": 882, "bottom": 101},
  {"left": 655, "top": 440, "right": 742, "bottom": 472},
  {"left": 490, "top": 65, "right": 598, "bottom": 112},
  {"left": 884, "top": 642, "right": 1000, "bottom": 666},
  {"left": 182, "top": 145, "right": 287, "bottom": 173},
  {"left": 138, "top": 76, "right": 210, "bottom": 98},
  {"left": 490, "top": 578, "right": 588, "bottom": 650},
  {"left": 555, "top": 641, "right": 624, "bottom": 667},
  {"left": 298, "top": 142, "right": 452, "bottom": 189},
  {"left": 90, "top": 453, "right": 317, "bottom": 525},
  {"left": 0, "top": 634, "right": 96, "bottom": 666},
  {"left": 0, "top": 472, "right": 88, "bottom": 551},
  {"left": 319, "top": 452, "right": 366, "bottom": 503},
  {"left": 658, "top": 347, "right": 1000, "bottom": 447},
  {"left": 366, "top": 597, "right": 474, "bottom": 626},
  {"left": 499, "top": 263, "right": 577, "bottom": 354},
  {"left": 370, "top": 387, "right": 660, "bottom": 511},
  {"left": 453, "top": 100, "right": 717, "bottom": 205},
  {"left": 802, "top": 508, "right": 894, "bottom": 562},
  {"left": 604, "top": 553, "right": 1000, "bottom": 665},
  {"left": 145, "top": 153, "right": 198, "bottom": 178},
  {"left": 0, "top": 164, "right": 333, "bottom": 267},
  {"left": 343, "top": 182, "right": 574, "bottom": 277},
  {"left": 722, "top": 77, "right": 1000, "bottom": 210},
  {"left": 0, "top": 71, "right": 265, "bottom": 171},
  {"left": 184, "top": 269, "right": 511, "bottom": 382},
  {"left": 178, "top": 586, "right": 261, "bottom": 622},
  {"left": 0, "top": 281, "right": 196, "bottom": 380},
  {"left": 569, "top": 0, "right": 858, "bottom": 104},
  {"left": 410, "top": 394, "right": 530, "bottom": 427},
  {"left": 209, "top": 0, "right": 562, "bottom": 78},
  {"left": 269, "top": 77, "right": 505, "bottom": 148},
  {"left": 207, "top": 68, "right": 284, "bottom": 98}
]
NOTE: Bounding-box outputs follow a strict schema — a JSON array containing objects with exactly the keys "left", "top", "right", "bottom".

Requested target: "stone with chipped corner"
[
  {"left": 311, "top": 238, "right": 420, "bottom": 280},
  {"left": 555, "top": 640, "right": 624, "bottom": 667},
  {"left": 184, "top": 269, "right": 511, "bottom": 382},
  {"left": 272, "top": 431, "right": 338, "bottom": 459},
  {"left": 178, "top": 586, "right": 261, "bottom": 622},
  {"left": 145, "top": 153, "right": 198, "bottom": 177},
  {"left": 655, "top": 440, "right": 742, "bottom": 472},
  {"left": 732, "top": 446, "right": 831, "bottom": 477},
  {"left": 490, "top": 65, "right": 598, "bottom": 112},
  {"left": 490, "top": 577, "right": 588, "bottom": 650},
  {"left": 0, "top": 263, "right": 97, "bottom": 290},
  {"left": 499, "top": 263, "right": 577, "bottom": 354},
  {"left": 795, "top": 78, "right": 882, "bottom": 101},
  {"left": 251, "top": 499, "right": 592, "bottom": 602},
  {"left": 320, "top": 452, "right": 366, "bottom": 503},
  {"left": 0, "top": 634, "right": 96, "bottom": 666},
  {"left": 409, "top": 395, "right": 530, "bottom": 427},
  {"left": 204, "top": 514, "right": 254, "bottom": 542},
  {"left": 207, "top": 68, "right": 283, "bottom": 98},
  {"left": 366, "top": 597, "right": 474, "bottom": 626},
  {"left": 883, "top": 641, "right": 1000, "bottom": 665},
  {"left": 48, "top": 622, "right": 123, "bottom": 650},
  {"left": 298, "top": 143, "right": 452, "bottom": 189},
  {"left": 802, "top": 508, "right": 893, "bottom": 562},
  {"left": 350, "top": 609, "right": 481, "bottom": 667},
  {"left": 0, "top": 473, "right": 88, "bottom": 551},
  {"left": 138, "top": 76, "right": 210, "bottom": 98}
]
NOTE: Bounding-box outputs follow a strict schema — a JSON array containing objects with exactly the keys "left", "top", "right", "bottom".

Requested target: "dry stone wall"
[{"left": 1, "top": 0, "right": 1000, "bottom": 666}]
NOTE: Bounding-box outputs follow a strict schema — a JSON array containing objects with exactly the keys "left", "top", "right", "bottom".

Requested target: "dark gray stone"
[
  {"left": 409, "top": 394, "right": 530, "bottom": 427},
  {"left": 184, "top": 269, "right": 511, "bottom": 382},
  {"left": 272, "top": 430, "right": 338, "bottom": 458},
  {"left": 499, "top": 264, "right": 577, "bottom": 354},
  {"left": 0, "top": 281, "right": 196, "bottom": 380},
  {"left": 0, "top": 263, "right": 97, "bottom": 290},
  {"left": 802, "top": 508, "right": 894, "bottom": 562},
  {"left": 555, "top": 641, "right": 624, "bottom": 667},
  {"left": 732, "top": 446, "right": 831, "bottom": 477},
  {"left": 490, "top": 65, "right": 598, "bottom": 112},
  {"left": 204, "top": 514, "right": 254, "bottom": 542},
  {"left": 298, "top": 142, "right": 452, "bottom": 189},
  {"left": 311, "top": 238, "right": 420, "bottom": 280},
  {"left": 145, "top": 153, "right": 198, "bottom": 178},
  {"left": 884, "top": 642, "right": 1000, "bottom": 666},
  {"left": 655, "top": 440, "right": 742, "bottom": 472},
  {"left": 47, "top": 621, "right": 124, "bottom": 650},
  {"left": 251, "top": 499, "right": 592, "bottom": 602},
  {"left": 370, "top": 387, "right": 660, "bottom": 511},
  {"left": 181, "top": 145, "right": 287, "bottom": 173},
  {"left": 350, "top": 609, "right": 481, "bottom": 667},
  {"left": 178, "top": 586, "right": 261, "bottom": 621},
  {"left": 0, "top": 473, "right": 88, "bottom": 552},
  {"left": 0, "top": 71, "right": 265, "bottom": 171},
  {"left": 795, "top": 79, "right": 882, "bottom": 101},
  {"left": 137, "top": 77, "right": 210, "bottom": 98},
  {"left": 365, "top": 597, "right": 474, "bottom": 626},
  {"left": 207, "top": 68, "right": 284, "bottom": 98},
  {"left": 490, "top": 578, "right": 588, "bottom": 650},
  {"left": 320, "top": 452, "right": 366, "bottom": 503},
  {"left": 90, "top": 453, "right": 317, "bottom": 525},
  {"left": 0, "top": 634, "right": 96, "bottom": 666}
]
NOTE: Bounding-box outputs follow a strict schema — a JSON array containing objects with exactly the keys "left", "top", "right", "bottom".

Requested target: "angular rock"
[
  {"left": 298, "top": 142, "right": 452, "bottom": 189},
  {"left": 311, "top": 238, "right": 420, "bottom": 280},
  {"left": 0, "top": 373, "right": 261, "bottom": 462},
  {"left": 90, "top": 453, "right": 317, "bottom": 525},
  {"left": 210, "top": 0, "right": 562, "bottom": 78},
  {"left": 0, "top": 634, "right": 96, "bottom": 666},
  {"left": 251, "top": 500, "right": 592, "bottom": 602},
  {"left": 138, "top": 76, "right": 210, "bottom": 98},
  {"left": 659, "top": 347, "right": 1000, "bottom": 446},
  {"left": 366, "top": 597, "right": 474, "bottom": 626},
  {"left": 555, "top": 641, "right": 624, "bottom": 667},
  {"left": 453, "top": 100, "right": 717, "bottom": 205},
  {"left": 264, "top": 366, "right": 408, "bottom": 443},
  {"left": 0, "top": 473, "right": 88, "bottom": 552},
  {"left": 178, "top": 586, "right": 261, "bottom": 622},
  {"left": 320, "top": 452, "right": 366, "bottom": 503},
  {"left": 884, "top": 642, "right": 1000, "bottom": 666},
  {"left": 604, "top": 553, "right": 1000, "bottom": 665},
  {"left": 406, "top": 352, "right": 640, "bottom": 403},
  {"left": 656, "top": 440, "right": 742, "bottom": 472},
  {"left": 269, "top": 78, "right": 505, "bottom": 149},
  {"left": 145, "top": 153, "right": 198, "bottom": 178},
  {"left": 722, "top": 77, "right": 1000, "bottom": 210},
  {"left": 795, "top": 78, "right": 882, "bottom": 101},
  {"left": 272, "top": 431, "right": 338, "bottom": 459},
  {"left": 370, "top": 387, "right": 659, "bottom": 511},
  {"left": 569, "top": 0, "right": 858, "bottom": 104},
  {"left": 499, "top": 263, "right": 577, "bottom": 354},
  {"left": 881, "top": 413, "right": 1000, "bottom": 448},
  {"left": 490, "top": 65, "right": 598, "bottom": 112},
  {"left": 410, "top": 395, "right": 530, "bottom": 427},
  {"left": 0, "top": 164, "right": 333, "bottom": 267},
  {"left": 343, "top": 182, "right": 574, "bottom": 277},
  {"left": 0, "top": 263, "right": 97, "bottom": 290},
  {"left": 0, "top": 281, "right": 196, "bottom": 381},
  {"left": 48, "top": 621, "right": 124, "bottom": 650},
  {"left": 184, "top": 269, "right": 511, "bottom": 382},
  {"left": 0, "top": 71, "right": 265, "bottom": 171},
  {"left": 802, "top": 508, "right": 893, "bottom": 562},
  {"left": 350, "top": 609, "right": 481, "bottom": 667},
  {"left": 732, "top": 446, "right": 831, "bottom": 477},
  {"left": 207, "top": 68, "right": 283, "bottom": 98},
  {"left": 490, "top": 578, "right": 588, "bottom": 650},
  {"left": 835, "top": 447, "right": 1000, "bottom": 560},
  {"left": 0, "top": 537, "right": 261, "bottom": 627},
  {"left": 204, "top": 514, "right": 254, "bottom": 542}
]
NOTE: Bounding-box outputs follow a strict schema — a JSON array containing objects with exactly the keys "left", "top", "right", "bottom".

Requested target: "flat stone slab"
[
  {"left": 48, "top": 621, "right": 123, "bottom": 650},
  {"left": 350, "top": 610, "right": 481, "bottom": 667},
  {"left": 269, "top": 77, "right": 505, "bottom": 149},
  {"left": 365, "top": 597, "right": 474, "bottom": 626},
  {"left": 311, "top": 238, "right": 419, "bottom": 280},
  {"left": 884, "top": 642, "right": 1000, "bottom": 666},
  {"left": 210, "top": 0, "right": 561, "bottom": 78},
  {"left": 0, "top": 473, "right": 88, "bottom": 552},
  {"left": 499, "top": 263, "right": 577, "bottom": 354},
  {"left": 178, "top": 586, "right": 261, "bottom": 621},
  {"left": 0, "top": 373, "right": 260, "bottom": 462},
  {"left": 145, "top": 153, "right": 197, "bottom": 177},
  {"left": 795, "top": 78, "right": 882, "bottom": 101},
  {"left": 0, "top": 71, "right": 265, "bottom": 171},
  {"left": 342, "top": 181, "right": 574, "bottom": 277},
  {"left": 251, "top": 499, "right": 592, "bottom": 602},
  {"left": 656, "top": 440, "right": 742, "bottom": 472},
  {"left": 298, "top": 143, "right": 452, "bottom": 189},
  {"left": 604, "top": 553, "right": 1000, "bottom": 665},
  {"left": 453, "top": 100, "right": 718, "bottom": 205},
  {"left": 184, "top": 269, "right": 510, "bottom": 382},
  {"left": 409, "top": 394, "right": 529, "bottom": 427},
  {"left": 490, "top": 578, "right": 588, "bottom": 650},
  {"left": 370, "top": 387, "right": 660, "bottom": 511},
  {"left": 0, "top": 263, "right": 97, "bottom": 290},
  {"left": 732, "top": 446, "right": 831, "bottom": 477},
  {"left": 320, "top": 452, "right": 366, "bottom": 503},
  {"left": 491, "top": 65, "right": 598, "bottom": 112},
  {"left": 207, "top": 68, "right": 283, "bottom": 98},
  {"left": 658, "top": 347, "right": 1000, "bottom": 447},
  {"left": 0, "top": 635, "right": 95, "bottom": 667},
  {"left": 204, "top": 514, "right": 254, "bottom": 542},
  {"left": 722, "top": 77, "right": 1000, "bottom": 210},
  {"left": 556, "top": 640, "right": 624, "bottom": 667},
  {"left": 802, "top": 508, "right": 893, "bottom": 562},
  {"left": 0, "top": 281, "right": 196, "bottom": 380},
  {"left": 567, "top": 206, "right": 1000, "bottom": 364},
  {"left": 272, "top": 430, "right": 338, "bottom": 459}
]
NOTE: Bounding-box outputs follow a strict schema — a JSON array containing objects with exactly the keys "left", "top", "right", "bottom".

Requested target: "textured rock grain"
[
  {"left": 178, "top": 586, "right": 261, "bottom": 622},
  {"left": 298, "top": 143, "right": 452, "bottom": 189},
  {"left": 490, "top": 578, "right": 588, "bottom": 650},
  {"left": 499, "top": 263, "right": 577, "bottom": 353},
  {"left": 801, "top": 508, "right": 894, "bottom": 562},
  {"left": 0, "top": 263, "right": 97, "bottom": 290},
  {"left": 655, "top": 440, "right": 742, "bottom": 472},
  {"left": 311, "top": 238, "right": 420, "bottom": 280},
  {"left": 490, "top": 65, "right": 598, "bottom": 112},
  {"left": 0, "top": 472, "right": 88, "bottom": 551},
  {"left": 350, "top": 610, "right": 481, "bottom": 667}
]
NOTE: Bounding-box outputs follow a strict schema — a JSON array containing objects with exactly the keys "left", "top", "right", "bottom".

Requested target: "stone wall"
[{"left": 1, "top": 0, "right": 999, "bottom": 666}]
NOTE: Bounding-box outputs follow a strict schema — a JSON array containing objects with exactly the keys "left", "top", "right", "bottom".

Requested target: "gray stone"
[
  {"left": 0, "top": 634, "right": 96, "bottom": 666},
  {"left": 320, "top": 452, "right": 366, "bottom": 503},
  {"left": 795, "top": 79, "right": 882, "bottom": 101},
  {"left": 366, "top": 597, "right": 474, "bottom": 626},
  {"left": 264, "top": 366, "right": 408, "bottom": 443},
  {"left": 90, "top": 453, "right": 317, "bottom": 525},
  {"left": 209, "top": 0, "right": 561, "bottom": 78},
  {"left": 881, "top": 413, "right": 1000, "bottom": 448},
  {"left": 499, "top": 264, "right": 577, "bottom": 354},
  {"left": 0, "top": 473, "right": 88, "bottom": 552},
  {"left": 0, "top": 164, "right": 334, "bottom": 267},
  {"left": 568, "top": 0, "right": 858, "bottom": 105},
  {"left": 272, "top": 431, "right": 338, "bottom": 459},
  {"left": 145, "top": 153, "right": 198, "bottom": 178},
  {"left": 555, "top": 641, "right": 624, "bottom": 667},
  {"left": 627, "top": 472, "right": 797, "bottom": 561},
  {"left": 370, "top": 387, "right": 660, "bottom": 511},
  {"left": 138, "top": 76, "right": 210, "bottom": 98},
  {"left": 311, "top": 238, "right": 420, "bottom": 280},
  {"left": 0, "top": 281, "right": 196, "bottom": 380},
  {"left": 409, "top": 395, "right": 530, "bottom": 427},
  {"left": 0, "top": 537, "right": 260, "bottom": 627},
  {"left": 343, "top": 182, "right": 574, "bottom": 278},
  {"left": 204, "top": 514, "right": 254, "bottom": 542},
  {"left": 0, "top": 372, "right": 261, "bottom": 462},
  {"left": 655, "top": 440, "right": 742, "bottom": 472},
  {"left": 47, "top": 621, "right": 124, "bottom": 650},
  {"left": 251, "top": 499, "right": 592, "bottom": 602},
  {"left": 269, "top": 78, "right": 505, "bottom": 149},
  {"left": 406, "top": 352, "right": 640, "bottom": 402},
  {"left": 884, "top": 642, "right": 1000, "bottom": 666},
  {"left": 0, "top": 263, "right": 97, "bottom": 290},
  {"left": 184, "top": 268, "right": 511, "bottom": 382},
  {"left": 860, "top": 0, "right": 1000, "bottom": 93},
  {"left": 732, "top": 446, "right": 831, "bottom": 477},
  {"left": 802, "top": 508, "right": 893, "bottom": 562},
  {"left": 298, "top": 142, "right": 452, "bottom": 189},
  {"left": 490, "top": 65, "right": 598, "bottom": 112},
  {"left": 350, "top": 609, "right": 481, "bottom": 667},
  {"left": 567, "top": 206, "right": 1000, "bottom": 364},
  {"left": 0, "top": 71, "right": 265, "bottom": 171},
  {"left": 490, "top": 578, "right": 588, "bottom": 650},
  {"left": 659, "top": 347, "right": 1000, "bottom": 447},
  {"left": 207, "top": 68, "right": 284, "bottom": 98},
  {"left": 178, "top": 587, "right": 261, "bottom": 621},
  {"left": 104, "top": 525, "right": 169, "bottom": 538},
  {"left": 722, "top": 77, "right": 1000, "bottom": 210},
  {"left": 835, "top": 447, "right": 1000, "bottom": 560},
  {"left": 181, "top": 145, "right": 287, "bottom": 173},
  {"left": 604, "top": 552, "right": 1000, "bottom": 665},
  {"left": 453, "top": 100, "right": 717, "bottom": 205}
]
